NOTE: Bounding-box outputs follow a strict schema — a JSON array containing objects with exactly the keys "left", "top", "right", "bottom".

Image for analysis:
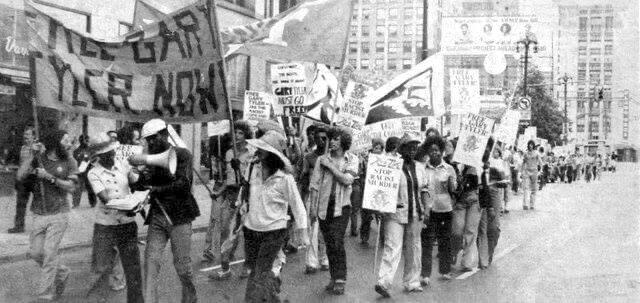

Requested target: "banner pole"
[{"left": 29, "top": 52, "right": 47, "bottom": 213}]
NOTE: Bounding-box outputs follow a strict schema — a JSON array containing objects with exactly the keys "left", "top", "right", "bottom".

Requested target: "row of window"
[
  {"left": 350, "top": 24, "right": 423, "bottom": 37},
  {"left": 349, "top": 58, "right": 415, "bottom": 70},
  {"left": 577, "top": 45, "right": 613, "bottom": 56},
  {"left": 349, "top": 41, "right": 423, "bottom": 54},
  {"left": 578, "top": 16, "right": 614, "bottom": 31},
  {"left": 358, "top": 0, "right": 417, "bottom": 4},
  {"left": 353, "top": 7, "right": 423, "bottom": 21}
]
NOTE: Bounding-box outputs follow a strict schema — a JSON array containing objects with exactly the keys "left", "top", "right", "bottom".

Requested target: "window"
[
  {"left": 362, "top": 26, "right": 370, "bottom": 37},
  {"left": 351, "top": 25, "right": 358, "bottom": 37},
  {"left": 605, "top": 16, "right": 613, "bottom": 30},
  {"left": 388, "top": 59, "right": 396, "bottom": 70},
  {"left": 349, "top": 42, "right": 358, "bottom": 53},
  {"left": 361, "top": 42, "right": 370, "bottom": 54},
  {"left": 375, "top": 58, "right": 383, "bottom": 68},
  {"left": 403, "top": 41, "right": 412, "bottom": 53},
  {"left": 416, "top": 26, "right": 423, "bottom": 36},
  {"left": 590, "top": 48, "right": 601, "bottom": 55},
  {"left": 589, "top": 63, "right": 600, "bottom": 70},
  {"left": 376, "top": 25, "right": 385, "bottom": 37},
  {"left": 388, "top": 42, "right": 398, "bottom": 53},
  {"left": 590, "top": 32, "right": 601, "bottom": 41},
  {"left": 579, "top": 46, "right": 587, "bottom": 55},
  {"left": 416, "top": 41, "right": 422, "bottom": 49},
  {"left": 376, "top": 8, "right": 385, "bottom": 19},
  {"left": 348, "top": 59, "right": 357, "bottom": 66},
  {"left": 389, "top": 8, "right": 398, "bottom": 19},
  {"left": 376, "top": 41, "right": 385, "bottom": 52},
  {"left": 578, "top": 62, "right": 587, "bottom": 68},
  {"left": 578, "top": 71, "right": 586, "bottom": 81},
  {"left": 404, "top": 8, "right": 413, "bottom": 19},
  {"left": 604, "top": 45, "right": 612, "bottom": 55},
  {"left": 604, "top": 62, "right": 612, "bottom": 70},
  {"left": 579, "top": 32, "right": 588, "bottom": 41},
  {"left": 577, "top": 124, "right": 585, "bottom": 132},
  {"left": 389, "top": 24, "right": 398, "bottom": 37},
  {"left": 589, "top": 121, "right": 599, "bottom": 132},
  {"left": 402, "top": 58, "right": 412, "bottom": 69},
  {"left": 577, "top": 92, "right": 586, "bottom": 98},
  {"left": 404, "top": 25, "right": 413, "bottom": 36},
  {"left": 361, "top": 59, "right": 369, "bottom": 69},
  {"left": 604, "top": 74, "right": 612, "bottom": 85},
  {"left": 362, "top": 9, "right": 371, "bottom": 20},
  {"left": 579, "top": 17, "right": 587, "bottom": 31}
]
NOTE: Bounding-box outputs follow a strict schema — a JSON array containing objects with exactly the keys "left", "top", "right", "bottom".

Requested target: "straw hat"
[
  {"left": 88, "top": 133, "right": 119, "bottom": 157},
  {"left": 246, "top": 130, "right": 291, "bottom": 171}
]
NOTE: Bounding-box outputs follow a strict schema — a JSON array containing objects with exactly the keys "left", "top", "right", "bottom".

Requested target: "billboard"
[{"left": 441, "top": 16, "right": 551, "bottom": 58}]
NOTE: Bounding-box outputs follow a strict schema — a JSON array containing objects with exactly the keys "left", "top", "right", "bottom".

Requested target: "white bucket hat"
[
  {"left": 89, "top": 133, "right": 120, "bottom": 157},
  {"left": 246, "top": 130, "right": 292, "bottom": 171},
  {"left": 141, "top": 119, "right": 167, "bottom": 138}
]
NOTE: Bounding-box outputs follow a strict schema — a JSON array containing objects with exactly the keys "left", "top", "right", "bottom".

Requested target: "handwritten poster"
[
  {"left": 335, "top": 81, "right": 373, "bottom": 131},
  {"left": 362, "top": 153, "right": 404, "bottom": 213},
  {"left": 243, "top": 91, "right": 273, "bottom": 121},
  {"left": 207, "top": 119, "right": 231, "bottom": 137},
  {"left": 449, "top": 68, "right": 481, "bottom": 114},
  {"left": 270, "top": 63, "right": 307, "bottom": 116},
  {"left": 452, "top": 113, "right": 495, "bottom": 168},
  {"left": 494, "top": 109, "right": 521, "bottom": 146}
]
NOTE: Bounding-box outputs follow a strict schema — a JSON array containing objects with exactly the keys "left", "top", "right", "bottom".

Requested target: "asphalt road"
[{"left": 1, "top": 164, "right": 638, "bottom": 302}]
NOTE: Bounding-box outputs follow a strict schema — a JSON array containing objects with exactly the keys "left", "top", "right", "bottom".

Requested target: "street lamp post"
[
  {"left": 558, "top": 74, "right": 572, "bottom": 144},
  {"left": 517, "top": 34, "right": 538, "bottom": 97}
]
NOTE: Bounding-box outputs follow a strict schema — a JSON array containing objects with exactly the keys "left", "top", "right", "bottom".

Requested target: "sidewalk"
[{"left": 0, "top": 180, "right": 215, "bottom": 265}]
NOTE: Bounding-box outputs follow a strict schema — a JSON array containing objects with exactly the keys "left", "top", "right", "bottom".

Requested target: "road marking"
[
  {"left": 456, "top": 244, "right": 519, "bottom": 280},
  {"left": 199, "top": 259, "right": 246, "bottom": 272}
]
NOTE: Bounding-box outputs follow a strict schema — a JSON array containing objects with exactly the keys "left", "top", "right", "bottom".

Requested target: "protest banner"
[
  {"left": 493, "top": 109, "right": 521, "bottom": 146},
  {"left": 207, "top": 119, "right": 231, "bottom": 137},
  {"left": 452, "top": 113, "right": 495, "bottom": 168},
  {"left": 243, "top": 91, "right": 272, "bottom": 121},
  {"left": 25, "top": 0, "right": 228, "bottom": 123},
  {"left": 364, "top": 53, "right": 445, "bottom": 124},
  {"left": 335, "top": 81, "right": 373, "bottom": 131},
  {"left": 362, "top": 153, "right": 404, "bottom": 213},
  {"left": 519, "top": 126, "right": 537, "bottom": 150},
  {"left": 449, "top": 68, "right": 480, "bottom": 114},
  {"left": 351, "top": 117, "right": 426, "bottom": 151},
  {"left": 270, "top": 62, "right": 307, "bottom": 116}
]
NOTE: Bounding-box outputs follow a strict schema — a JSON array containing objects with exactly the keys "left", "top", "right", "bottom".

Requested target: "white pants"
[
  {"left": 305, "top": 219, "right": 328, "bottom": 268},
  {"left": 376, "top": 218, "right": 422, "bottom": 289}
]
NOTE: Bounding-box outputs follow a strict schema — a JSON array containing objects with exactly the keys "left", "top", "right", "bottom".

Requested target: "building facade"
[{"left": 555, "top": 1, "right": 639, "bottom": 158}]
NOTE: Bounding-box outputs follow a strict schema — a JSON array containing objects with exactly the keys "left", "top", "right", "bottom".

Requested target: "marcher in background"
[
  {"left": 302, "top": 124, "right": 317, "bottom": 155},
  {"left": 8, "top": 126, "right": 36, "bottom": 234},
  {"left": 130, "top": 119, "right": 200, "bottom": 303},
  {"left": 450, "top": 160, "right": 481, "bottom": 273},
  {"left": 501, "top": 146, "right": 512, "bottom": 213},
  {"left": 510, "top": 148, "right": 523, "bottom": 195},
  {"left": 309, "top": 127, "right": 359, "bottom": 295},
  {"left": 478, "top": 147, "right": 509, "bottom": 269},
  {"left": 521, "top": 140, "right": 542, "bottom": 210},
  {"left": 421, "top": 136, "right": 457, "bottom": 285},
  {"left": 301, "top": 126, "right": 330, "bottom": 274},
  {"left": 374, "top": 134, "right": 428, "bottom": 297},
  {"left": 359, "top": 138, "right": 384, "bottom": 246},
  {"left": 27, "top": 130, "right": 78, "bottom": 301},
  {"left": 72, "top": 134, "right": 97, "bottom": 208},
  {"left": 210, "top": 121, "right": 255, "bottom": 279},
  {"left": 241, "top": 130, "right": 309, "bottom": 302},
  {"left": 85, "top": 135, "right": 143, "bottom": 303},
  {"left": 349, "top": 150, "right": 365, "bottom": 238}
]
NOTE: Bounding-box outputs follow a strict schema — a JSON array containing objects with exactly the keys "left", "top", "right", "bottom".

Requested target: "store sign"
[
  {"left": 0, "top": 84, "right": 16, "bottom": 95},
  {"left": 0, "top": 5, "right": 30, "bottom": 68}
]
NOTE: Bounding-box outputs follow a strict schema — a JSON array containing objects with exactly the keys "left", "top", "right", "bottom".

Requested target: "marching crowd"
[{"left": 5, "top": 118, "right": 619, "bottom": 302}]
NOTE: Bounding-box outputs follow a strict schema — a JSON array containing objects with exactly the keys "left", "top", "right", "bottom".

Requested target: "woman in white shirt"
[{"left": 241, "top": 130, "right": 308, "bottom": 302}]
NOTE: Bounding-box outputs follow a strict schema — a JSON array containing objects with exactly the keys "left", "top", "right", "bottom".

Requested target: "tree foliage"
[{"left": 516, "top": 65, "right": 565, "bottom": 145}]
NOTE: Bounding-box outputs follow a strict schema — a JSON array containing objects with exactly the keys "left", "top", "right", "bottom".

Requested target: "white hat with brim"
[
  {"left": 88, "top": 133, "right": 120, "bottom": 157},
  {"left": 141, "top": 118, "right": 167, "bottom": 138},
  {"left": 246, "top": 130, "right": 292, "bottom": 172},
  {"left": 400, "top": 133, "right": 422, "bottom": 147}
]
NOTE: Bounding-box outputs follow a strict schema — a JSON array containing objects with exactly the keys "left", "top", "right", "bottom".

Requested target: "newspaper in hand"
[{"left": 105, "top": 190, "right": 150, "bottom": 211}]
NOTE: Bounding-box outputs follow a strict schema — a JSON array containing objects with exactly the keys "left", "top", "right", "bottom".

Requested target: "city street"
[{"left": 0, "top": 164, "right": 638, "bottom": 303}]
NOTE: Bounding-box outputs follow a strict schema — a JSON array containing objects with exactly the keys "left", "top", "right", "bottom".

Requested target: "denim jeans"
[
  {"left": 452, "top": 202, "right": 481, "bottom": 269},
  {"left": 144, "top": 214, "right": 196, "bottom": 303},
  {"left": 243, "top": 227, "right": 288, "bottom": 302},
  {"left": 421, "top": 211, "right": 453, "bottom": 277},
  {"left": 91, "top": 222, "right": 143, "bottom": 303},
  {"left": 29, "top": 212, "right": 70, "bottom": 297},
  {"left": 319, "top": 206, "right": 351, "bottom": 281},
  {"left": 13, "top": 180, "right": 32, "bottom": 229},
  {"left": 377, "top": 218, "right": 422, "bottom": 289},
  {"left": 478, "top": 207, "right": 501, "bottom": 267}
]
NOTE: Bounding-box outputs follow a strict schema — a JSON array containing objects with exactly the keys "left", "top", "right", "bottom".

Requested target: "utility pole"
[
  {"left": 557, "top": 74, "right": 572, "bottom": 144},
  {"left": 421, "top": 0, "right": 428, "bottom": 60}
]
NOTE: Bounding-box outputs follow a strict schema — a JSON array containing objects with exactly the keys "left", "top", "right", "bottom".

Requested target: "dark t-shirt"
[{"left": 31, "top": 156, "right": 78, "bottom": 215}]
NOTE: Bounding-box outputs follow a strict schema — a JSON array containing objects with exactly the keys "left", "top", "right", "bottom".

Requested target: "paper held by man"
[{"left": 105, "top": 190, "right": 151, "bottom": 211}]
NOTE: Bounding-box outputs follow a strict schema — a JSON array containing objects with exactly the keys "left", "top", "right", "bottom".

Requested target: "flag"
[
  {"left": 364, "top": 54, "right": 446, "bottom": 125},
  {"left": 133, "top": 0, "right": 173, "bottom": 30},
  {"left": 304, "top": 64, "right": 343, "bottom": 125},
  {"left": 225, "top": 0, "right": 354, "bottom": 67}
]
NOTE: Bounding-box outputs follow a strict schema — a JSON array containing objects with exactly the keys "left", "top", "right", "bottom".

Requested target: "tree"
[{"left": 515, "top": 65, "right": 565, "bottom": 146}]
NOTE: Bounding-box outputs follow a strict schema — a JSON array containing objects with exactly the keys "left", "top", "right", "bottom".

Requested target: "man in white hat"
[
  {"left": 130, "top": 119, "right": 200, "bottom": 303},
  {"left": 86, "top": 134, "right": 143, "bottom": 302}
]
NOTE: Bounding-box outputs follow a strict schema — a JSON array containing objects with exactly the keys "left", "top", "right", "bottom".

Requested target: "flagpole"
[{"left": 29, "top": 53, "right": 46, "bottom": 213}]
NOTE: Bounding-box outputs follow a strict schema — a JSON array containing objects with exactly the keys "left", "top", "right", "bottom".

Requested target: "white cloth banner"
[
  {"left": 335, "top": 81, "right": 373, "bottom": 131},
  {"left": 452, "top": 113, "right": 495, "bottom": 168},
  {"left": 449, "top": 68, "right": 480, "bottom": 114},
  {"left": 208, "top": 119, "right": 230, "bottom": 137},
  {"left": 362, "top": 153, "right": 403, "bottom": 213},
  {"left": 493, "top": 109, "right": 521, "bottom": 146},
  {"left": 351, "top": 117, "right": 425, "bottom": 151},
  {"left": 243, "top": 91, "right": 273, "bottom": 121}
]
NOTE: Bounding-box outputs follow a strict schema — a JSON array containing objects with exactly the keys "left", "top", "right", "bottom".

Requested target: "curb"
[{"left": 0, "top": 224, "right": 209, "bottom": 265}]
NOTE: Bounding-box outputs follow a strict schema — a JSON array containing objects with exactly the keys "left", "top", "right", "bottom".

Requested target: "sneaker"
[
  {"left": 320, "top": 264, "right": 330, "bottom": 271},
  {"left": 7, "top": 227, "right": 24, "bottom": 234},
  {"left": 441, "top": 273, "right": 452, "bottom": 280},
  {"left": 405, "top": 286, "right": 424, "bottom": 293},
  {"left": 238, "top": 267, "right": 251, "bottom": 279},
  {"left": 202, "top": 250, "right": 216, "bottom": 263},
  {"left": 209, "top": 269, "right": 232, "bottom": 280},
  {"left": 420, "top": 277, "right": 430, "bottom": 286},
  {"left": 374, "top": 284, "right": 391, "bottom": 298},
  {"left": 331, "top": 280, "right": 345, "bottom": 295},
  {"left": 304, "top": 266, "right": 318, "bottom": 275},
  {"left": 523, "top": 205, "right": 529, "bottom": 210}
]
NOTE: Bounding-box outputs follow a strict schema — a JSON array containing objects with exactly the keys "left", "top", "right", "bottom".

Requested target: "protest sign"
[
  {"left": 351, "top": 117, "right": 426, "bottom": 151},
  {"left": 452, "top": 113, "right": 495, "bottom": 168},
  {"left": 207, "top": 119, "right": 230, "bottom": 137},
  {"left": 493, "top": 109, "right": 521, "bottom": 146},
  {"left": 243, "top": 91, "right": 272, "bottom": 121},
  {"left": 25, "top": 1, "right": 228, "bottom": 123},
  {"left": 335, "top": 81, "right": 373, "bottom": 131},
  {"left": 362, "top": 153, "right": 404, "bottom": 213},
  {"left": 449, "top": 68, "right": 480, "bottom": 114},
  {"left": 271, "top": 63, "right": 307, "bottom": 116}
]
